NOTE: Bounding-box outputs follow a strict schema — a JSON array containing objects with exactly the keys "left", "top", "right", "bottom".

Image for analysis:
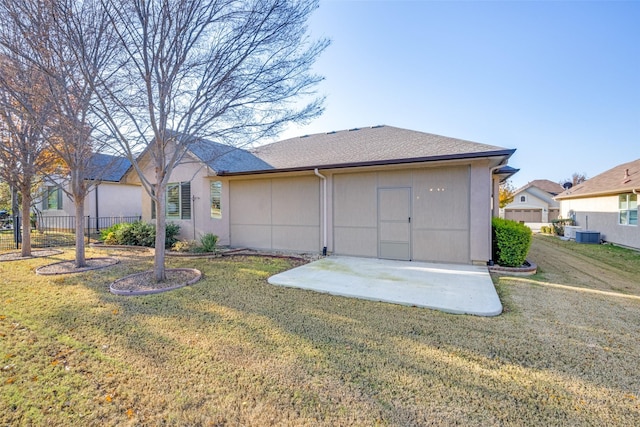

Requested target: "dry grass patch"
[{"left": 1, "top": 242, "right": 639, "bottom": 425}]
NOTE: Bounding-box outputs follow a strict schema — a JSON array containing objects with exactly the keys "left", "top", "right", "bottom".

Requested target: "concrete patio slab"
[{"left": 268, "top": 256, "right": 502, "bottom": 316}]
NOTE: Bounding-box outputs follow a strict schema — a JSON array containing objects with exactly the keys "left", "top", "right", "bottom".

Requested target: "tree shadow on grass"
[{"left": 38, "top": 255, "right": 640, "bottom": 425}]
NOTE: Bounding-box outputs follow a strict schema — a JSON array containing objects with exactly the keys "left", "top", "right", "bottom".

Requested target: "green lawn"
[{"left": 1, "top": 240, "right": 639, "bottom": 425}]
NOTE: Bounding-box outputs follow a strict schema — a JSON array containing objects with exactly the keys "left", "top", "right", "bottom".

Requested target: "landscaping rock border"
[
  {"left": 89, "top": 243, "right": 154, "bottom": 254},
  {"left": 488, "top": 260, "right": 537, "bottom": 276},
  {"left": 109, "top": 268, "right": 202, "bottom": 296},
  {"left": 0, "top": 249, "right": 64, "bottom": 262}
]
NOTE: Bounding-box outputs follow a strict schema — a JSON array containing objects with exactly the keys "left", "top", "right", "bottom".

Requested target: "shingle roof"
[
  {"left": 516, "top": 179, "right": 564, "bottom": 196},
  {"left": 250, "top": 125, "right": 513, "bottom": 171},
  {"left": 87, "top": 153, "right": 131, "bottom": 182},
  {"left": 555, "top": 158, "right": 640, "bottom": 200},
  {"left": 188, "top": 137, "right": 273, "bottom": 173}
]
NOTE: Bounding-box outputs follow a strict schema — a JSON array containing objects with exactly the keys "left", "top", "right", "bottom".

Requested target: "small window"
[
  {"left": 520, "top": 195, "right": 526, "bottom": 203},
  {"left": 210, "top": 181, "right": 222, "bottom": 219},
  {"left": 43, "top": 186, "right": 63, "bottom": 210},
  {"left": 619, "top": 194, "right": 638, "bottom": 226},
  {"left": 152, "top": 182, "right": 191, "bottom": 220}
]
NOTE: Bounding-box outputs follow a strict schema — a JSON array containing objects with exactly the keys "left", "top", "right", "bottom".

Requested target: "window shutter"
[
  {"left": 57, "top": 187, "right": 63, "bottom": 209},
  {"left": 181, "top": 182, "right": 191, "bottom": 220}
]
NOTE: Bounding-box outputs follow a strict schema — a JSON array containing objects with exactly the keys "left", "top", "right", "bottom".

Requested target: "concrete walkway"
[{"left": 268, "top": 256, "right": 503, "bottom": 316}]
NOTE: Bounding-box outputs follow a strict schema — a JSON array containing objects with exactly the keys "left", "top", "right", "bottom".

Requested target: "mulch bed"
[
  {"left": 0, "top": 249, "right": 64, "bottom": 262},
  {"left": 35, "top": 257, "right": 120, "bottom": 275},
  {"left": 110, "top": 268, "right": 202, "bottom": 296}
]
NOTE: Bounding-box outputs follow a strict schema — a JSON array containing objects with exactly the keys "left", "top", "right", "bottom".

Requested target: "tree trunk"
[
  {"left": 11, "top": 185, "right": 19, "bottom": 220},
  {"left": 19, "top": 185, "right": 31, "bottom": 257},
  {"left": 153, "top": 183, "right": 166, "bottom": 282},
  {"left": 74, "top": 195, "right": 86, "bottom": 268}
]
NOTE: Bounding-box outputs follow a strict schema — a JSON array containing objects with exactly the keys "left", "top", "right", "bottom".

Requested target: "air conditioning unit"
[
  {"left": 576, "top": 231, "right": 600, "bottom": 244},
  {"left": 564, "top": 225, "right": 581, "bottom": 239}
]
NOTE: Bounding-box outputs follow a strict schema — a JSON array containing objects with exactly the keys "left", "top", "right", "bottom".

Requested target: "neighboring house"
[
  {"left": 555, "top": 159, "right": 640, "bottom": 250},
  {"left": 40, "top": 153, "right": 142, "bottom": 221},
  {"left": 123, "top": 125, "right": 517, "bottom": 265},
  {"left": 502, "top": 179, "right": 564, "bottom": 228}
]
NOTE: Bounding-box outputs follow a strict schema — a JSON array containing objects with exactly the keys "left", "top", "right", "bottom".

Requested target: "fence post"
[
  {"left": 13, "top": 215, "right": 20, "bottom": 249},
  {"left": 86, "top": 216, "right": 91, "bottom": 244}
]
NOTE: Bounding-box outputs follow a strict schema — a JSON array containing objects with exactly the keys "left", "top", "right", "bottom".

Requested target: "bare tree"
[
  {"left": 82, "top": 0, "right": 327, "bottom": 281},
  {"left": 0, "top": 55, "right": 53, "bottom": 257},
  {"left": 559, "top": 172, "right": 588, "bottom": 188},
  {"left": 1, "top": 0, "right": 118, "bottom": 267}
]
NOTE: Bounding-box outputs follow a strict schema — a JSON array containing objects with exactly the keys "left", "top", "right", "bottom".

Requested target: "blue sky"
[{"left": 280, "top": 0, "right": 640, "bottom": 189}]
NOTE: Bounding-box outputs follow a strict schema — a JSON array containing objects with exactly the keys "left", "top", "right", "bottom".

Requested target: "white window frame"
[
  {"left": 619, "top": 194, "right": 638, "bottom": 226},
  {"left": 152, "top": 182, "right": 191, "bottom": 220},
  {"left": 210, "top": 181, "right": 222, "bottom": 219}
]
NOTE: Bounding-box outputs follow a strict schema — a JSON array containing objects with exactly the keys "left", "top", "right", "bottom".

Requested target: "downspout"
[
  {"left": 488, "top": 163, "right": 506, "bottom": 266},
  {"left": 95, "top": 183, "right": 99, "bottom": 232},
  {"left": 314, "top": 168, "right": 328, "bottom": 256}
]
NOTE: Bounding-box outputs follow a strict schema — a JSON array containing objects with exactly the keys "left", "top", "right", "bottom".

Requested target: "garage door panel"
[
  {"left": 334, "top": 226, "right": 377, "bottom": 257},
  {"left": 272, "top": 177, "right": 319, "bottom": 226},
  {"left": 272, "top": 226, "right": 319, "bottom": 252},
  {"left": 378, "top": 170, "right": 412, "bottom": 187},
  {"left": 505, "top": 209, "right": 542, "bottom": 222},
  {"left": 230, "top": 177, "right": 319, "bottom": 251},
  {"left": 413, "top": 229, "right": 469, "bottom": 263},
  {"left": 230, "top": 180, "right": 272, "bottom": 225},
  {"left": 231, "top": 225, "right": 271, "bottom": 249},
  {"left": 412, "top": 167, "right": 469, "bottom": 229},
  {"left": 334, "top": 173, "right": 377, "bottom": 227}
]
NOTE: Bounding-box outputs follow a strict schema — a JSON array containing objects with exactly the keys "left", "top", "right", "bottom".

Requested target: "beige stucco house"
[
  {"left": 556, "top": 159, "right": 640, "bottom": 250},
  {"left": 125, "top": 126, "right": 516, "bottom": 265},
  {"left": 41, "top": 153, "right": 142, "bottom": 221},
  {"left": 502, "top": 179, "right": 564, "bottom": 229}
]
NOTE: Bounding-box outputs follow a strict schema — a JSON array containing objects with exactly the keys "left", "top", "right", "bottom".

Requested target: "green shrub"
[
  {"left": 103, "top": 231, "right": 118, "bottom": 245},
  {"left": 197, "top": 233, "right": 218, "bottom": 253},
  {"left": 492, "top": 217, "right": 532, "bottom": 267},
  {"left": 551, "top": 218, "right": 574, "bottom": 236},
  {"left": 540, "top": 225, "right": 553, "bottom": 234},
  {"left": 100, "top": 223, "right": 124, "bottom": 242},
  {"left": 165, "top": 223, "right": 181, "bottom": 249},
  {"left": 172, "top": 240, "right": 199, "bottom": 253},
  {"left": 100, "top": 221, "right": 180, "bottom": 249}
]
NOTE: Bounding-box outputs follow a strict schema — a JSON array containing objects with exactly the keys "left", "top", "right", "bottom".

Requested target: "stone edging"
[
  {"left": 488, "top": 260, "right": 537, "bottom": 276},
  {"left": 109, "top": 268, "right": 202, "bottom": 296},
  {"left": 0, "top": 249, "right": 64, "bottom": 262},
  {"left": 166, "top": 251, "right": 219, "bottom": 258},
  {"left": 35, "top": 257, "right": 120, "bottom": 275},
  {"left": 89, "top": 243, "right": 154, "bottom": 253}
]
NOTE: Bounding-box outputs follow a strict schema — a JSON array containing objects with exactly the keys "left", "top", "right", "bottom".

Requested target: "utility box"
[
  {"left": 575, "top": 231, "right": 600, "bottom": 244},
  {"left": 564, "top": 225, "right": 581, "bottom": 239}
]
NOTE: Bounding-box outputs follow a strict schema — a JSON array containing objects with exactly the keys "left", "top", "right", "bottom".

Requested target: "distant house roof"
[
  {"left": 247, "top": 125, "right": 514, "bottom": 174},
  {"left": 188, "top": 138, "right": 273, "bottom": 174},
  {"left": 516, "top": 179, "right": 564, "bottom": 196},
  {"left": 87, "top": 153, "right": 132, "bottom": 182},
  {"left": 555, "top": 158, "right": 640, "bottom": 200}
]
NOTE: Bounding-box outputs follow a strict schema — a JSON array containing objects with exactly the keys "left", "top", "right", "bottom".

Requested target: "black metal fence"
[{"left": 0, "top": 215, "right": 141, "bottom": 251}]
